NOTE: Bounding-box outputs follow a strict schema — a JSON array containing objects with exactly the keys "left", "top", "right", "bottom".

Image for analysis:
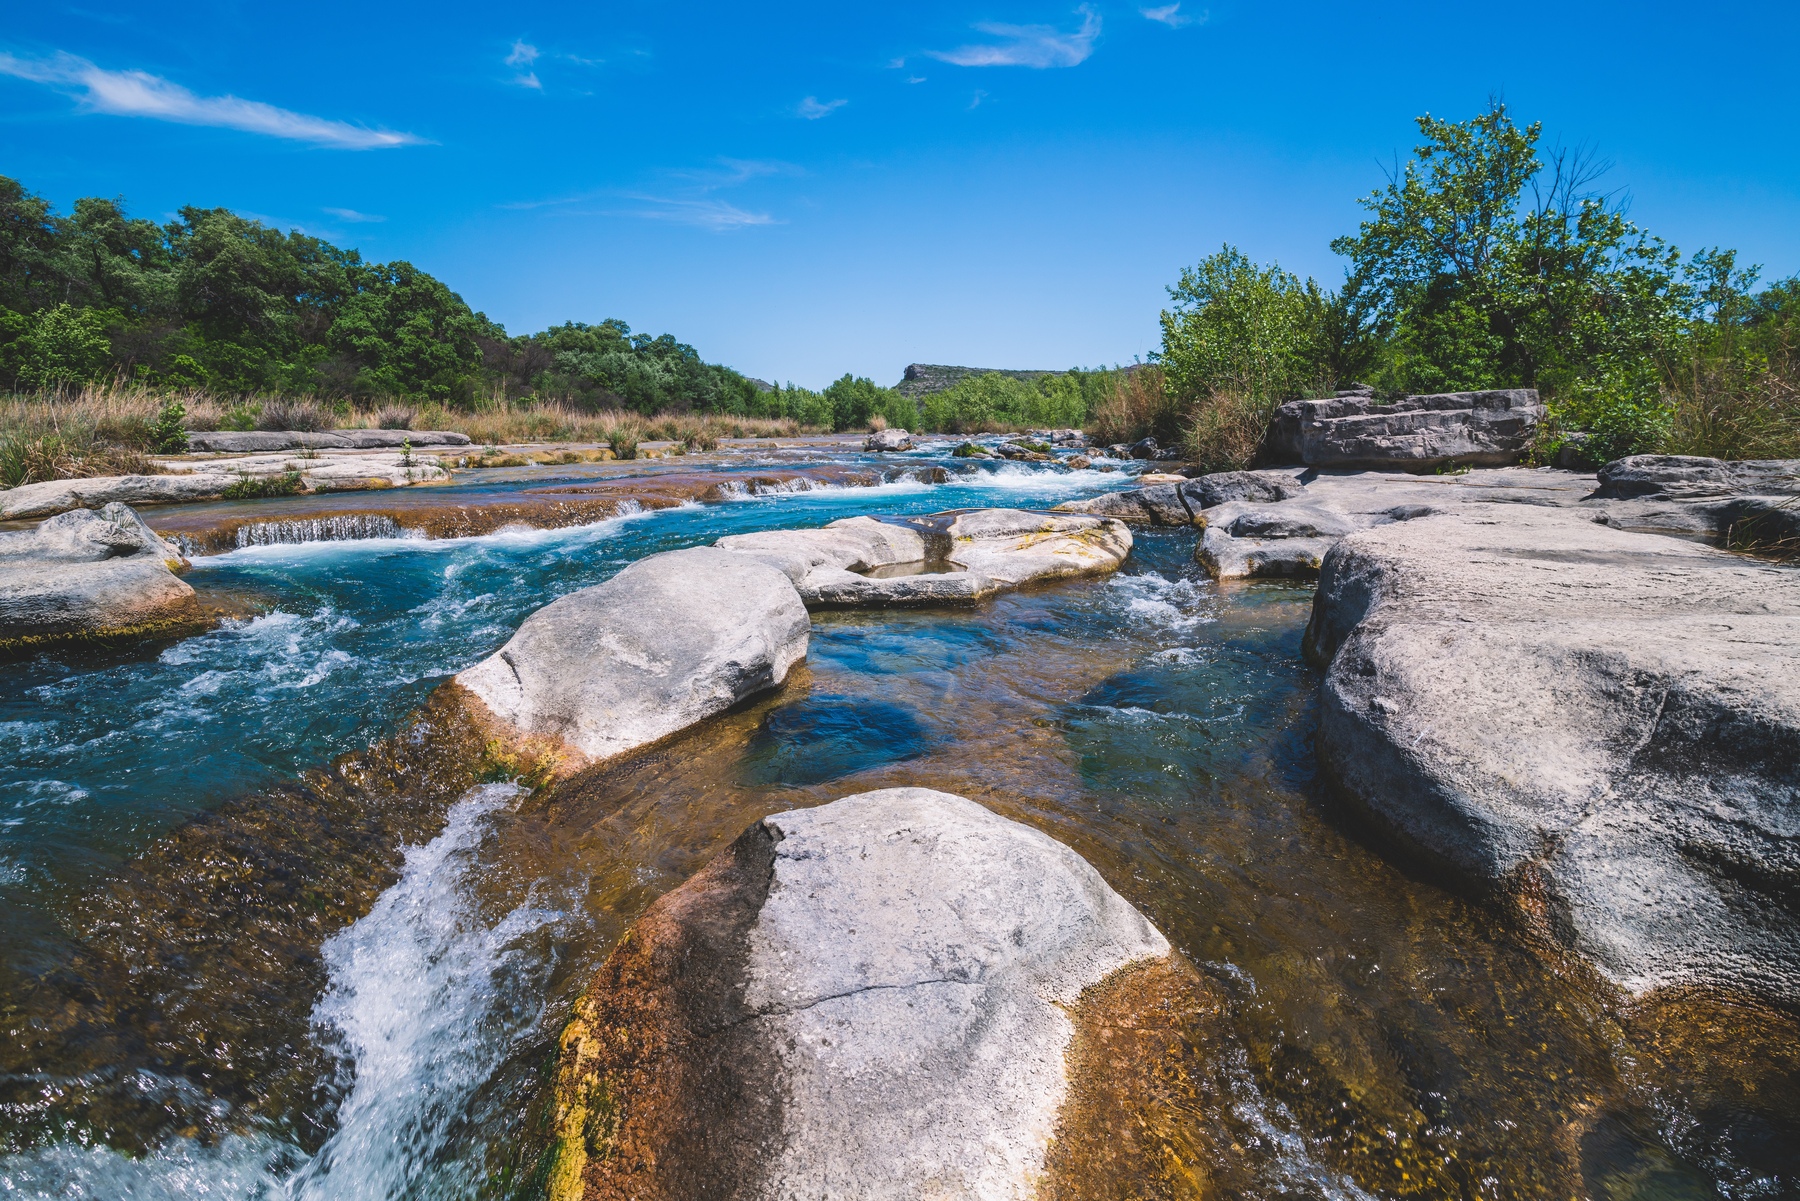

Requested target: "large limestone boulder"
[
  {"left": 1305, "top": 506, "right": 1800, "bottom": 1004},
  {"left": 862, "top": 428, "right": 914, "bottom": 452},
  {"left": 1589, "top": 455, "right": 1800, "bottom": 552},
  {"left": 715, "top": 509, "right": 1132, "bottom": 607},
  {"left": 545, "top": 788, "right": 1180, "bottom": 1200},
  {"left": 1, "top": 473, "right": 236, "bottom": 520},
  {"left": 1260, "top": 389, "right": 1544, "bottom": 470},
  {"left": 454, "top": 547, "right": 809, "bottom": 771},
  {"left": 0, "top": 502, "right": 197, "bottom": 649}
]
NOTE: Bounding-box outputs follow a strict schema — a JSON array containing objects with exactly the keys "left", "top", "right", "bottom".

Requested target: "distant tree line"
[
  {"left": 0, "top": 175, "right": 763, "bottom": 415},
  {"left": 1152, "top": 103, "right": 1800, "bottom": 466}
]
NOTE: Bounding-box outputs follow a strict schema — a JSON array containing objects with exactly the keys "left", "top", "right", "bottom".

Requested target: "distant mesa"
[
  {"left": 894, "top": 363, "right": 1059, "bottom": 397},
  {"left": 893, "top": 362, "right": 1145, "bottom": 397}
]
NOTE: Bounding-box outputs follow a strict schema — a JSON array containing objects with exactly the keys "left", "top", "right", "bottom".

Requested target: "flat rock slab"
[
  {"left": 1260, "top": 389, "right": 1544, "bottom": 470},
  {"left": 0, "top": 502, "right": 196, "bottom": 649},
  {"left": 1305, "top": 506, "right": 1800, "bottom": 1004},
  {"left": 454, "top": 546, "right": 809, "bottom": 772},
  {"left": 546, "top": 788, "right": 1174, "bottom": 1201},
  {"left": 715, "top": 508, "right": 1132, "bottom": 606},
  {"left": 1, "top": 453, "right": 451, "bottom": 520},
  {"left": 184, "top": 428, "right": 470, "bottom": 452}
]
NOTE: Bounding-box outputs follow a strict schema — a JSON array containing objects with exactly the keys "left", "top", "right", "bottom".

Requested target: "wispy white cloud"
[
  {"left": 504, "top": 40, "right": 542, "bottom": 89},
  {"left": 324, "top": 207, "right": 385, "bottom": 222},
  {"left": 969, "top": 89, "right": 988, "bottom": 109},
  {"left": 907, "top": 75, "right": 927, "bottom": 84},
  {"left": 928, "top": 6, "right": 1101, "bottom": 68},
  {"left": 0, "top": 51, "right": 422, "bottom": 148},
  {"left": 671, "top": 158, "right": 798, "bottom": 189},
  {"left": 620, "top": 195, "right": 777, "bottom": 230},
  {"left": 1141, "top": 3, "right": 1205, "bottom": 27},
  {"left": 797, "top": 95, "right": 847, "bottom": 119}
]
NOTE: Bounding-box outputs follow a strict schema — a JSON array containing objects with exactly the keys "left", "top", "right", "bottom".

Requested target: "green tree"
[
  {"left": 328, "top": 261, "right": 484, "bottom": 399},
  {"left": 17, "top": 303, "right": 113, "bottom": 387},
  {"left": 1158, "top": 246, "right": 1331, "bottom": 405}
]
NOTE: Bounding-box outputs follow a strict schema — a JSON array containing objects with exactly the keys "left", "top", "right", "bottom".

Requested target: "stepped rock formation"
[
  {"left": 455, "top": 546, "right": 809, "bottom": 773},
  {"left": 1304, "top": 506, "right": 1800, "bottom": 1004},
  {"left": 716, "top": 509, "right": 1132, "bottom": 606},
  {"left": 545, "top": 788, "right": 1195, "bottom": 1201},
  {"left": 0, "top": 502, "right": 198, "bottom": 650},
  {"left": 1259, "top": 389, "right": 1545, "bottom": 471}
]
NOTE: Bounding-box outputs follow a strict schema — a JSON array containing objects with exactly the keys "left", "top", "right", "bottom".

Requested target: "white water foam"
[
  {"left": 1105, "top": 570, "right": 1218, "bottom": 634},
  {"left": 0, "top": 783, "right": 566, "bottom": 1201}
]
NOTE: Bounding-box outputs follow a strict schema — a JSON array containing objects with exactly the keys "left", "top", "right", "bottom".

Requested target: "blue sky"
[{"left": 3, "top": 1, "right": 1797, "bottom": 387}]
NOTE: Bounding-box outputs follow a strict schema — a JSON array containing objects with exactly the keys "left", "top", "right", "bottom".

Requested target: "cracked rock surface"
[
  {"left": 546, "top": 787, "right": 1172, "bottom": 1201},
  {"left": 1304, "top": 506, "right": 1800, "bottom": 1005},
  {"left": 454, "top": 546, "right": 809, "bottom": 771}
]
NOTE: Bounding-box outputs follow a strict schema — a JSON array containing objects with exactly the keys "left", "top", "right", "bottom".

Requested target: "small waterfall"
[
  {"left": 288, "top": 783, "right": 565, "bottom": 1200},
  {"left": 234, "top": 515, "right": 412, "bottom": 549}
]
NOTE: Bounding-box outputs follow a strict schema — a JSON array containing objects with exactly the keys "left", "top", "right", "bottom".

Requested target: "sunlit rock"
[
  {"left": 862, "top": 428, "right": 914, "bottom": 452},
  {"left": 0, "top": 501, "right": 197, "bottom": 649},
  {"left": 454, "top": 546, "right": 809, "bottom": 773},
  {"left": 1305, "top": 506, "right": 1800, "bottom": 1005},
  {"left": 1260, "top": 389, "right": 1544, "bottom": 470},
  {"left": 715, "top": 508, "right": 1132, "bottom": 607},
  {"left": 545, "top": 787, "right": 1185, "bottom": 1200}
]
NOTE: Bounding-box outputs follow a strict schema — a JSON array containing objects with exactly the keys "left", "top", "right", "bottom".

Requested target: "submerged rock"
[
  {"left": 454, "top": 546, "right": 809, "bottom": 773},
  {"left": 715, "top": 508, "right": 1132, "bottom": 607},
  {"left": 863, "top": 428, "right": 914, "bottom": 452},
  {"left": 545, "top": 787, "right": 1179, "bottom": 1201},
  {"left": 1305, "top": 506, "right": 1800, "bottom": 1005},
  {"left": 1260, "top": 389, "right": 1544, "bottom": 471},
  {"left": 0, "top": 502, "right": 197, "bottom": 649}
]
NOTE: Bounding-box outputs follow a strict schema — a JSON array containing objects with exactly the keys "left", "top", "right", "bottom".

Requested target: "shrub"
[
  {"left": 150, "top": 398, "right": 189, "bottom": 453},
  {"left": 257, "top": 398, "right": 333, "bottom": 432},
  {"left": 221, "top": 470, "right": 304, "bottom": 499}
]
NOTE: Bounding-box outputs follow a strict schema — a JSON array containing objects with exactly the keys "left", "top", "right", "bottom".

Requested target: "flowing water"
[{"left": 0, "top": 443, "right": 1794, "bottom": 1199}]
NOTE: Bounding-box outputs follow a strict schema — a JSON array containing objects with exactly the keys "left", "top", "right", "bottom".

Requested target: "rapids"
[{"left": 0, "top": 441, "right": 1792, "bottom": 1199}]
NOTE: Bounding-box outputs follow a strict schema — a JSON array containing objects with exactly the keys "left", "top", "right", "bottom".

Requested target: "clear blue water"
[{"left": 0, "top": 447, "right": 1787, "bottom": 1200}]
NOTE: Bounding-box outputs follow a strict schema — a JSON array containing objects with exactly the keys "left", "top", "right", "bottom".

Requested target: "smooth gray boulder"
[
  {"left": 455, "top": 546, "right": 809, "bottom": 771},
  {"left": 716, "top": 509, "right": 1132, "bottom": 607},
  {"left": 547, "top": 788, "right": 1173, "bottom": 1199},
  {"left": 1260, "top": 389, "right": 1544, "bottom": 470},
  {"left": 1305, "top": 506, "right": 1800, "bottom": 1004},
  {"left": 1051, "top": 482, "right": 1194, "bottom": 526},
  {"left": 184, "top": 429, "right": 470, "bottom": 452},
  {"left": 862, "top": 428, "right": 914, "bottom": 452},
  {"left": 0, "top": 502, "right": 196, "bottom": 647}
]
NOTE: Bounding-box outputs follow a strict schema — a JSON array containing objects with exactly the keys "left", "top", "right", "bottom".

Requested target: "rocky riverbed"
[{"left": 0, "top": 431, "right": 1795, "bottom": 1200}]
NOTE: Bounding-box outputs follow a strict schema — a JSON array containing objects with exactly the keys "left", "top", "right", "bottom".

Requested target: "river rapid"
[{"left": 0, "top": 441, "right": 1791, "bottom": 1199}]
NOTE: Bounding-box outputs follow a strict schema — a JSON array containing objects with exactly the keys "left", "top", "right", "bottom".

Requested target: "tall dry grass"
[
  {"left": 1090, "top": 366, "right": 1182, "bottom": 446},
  {"left": 0, "top": 383, "right": 810, "bottom": 486},
  {"left": 1178, "top": 391, "right": 1276, "bottom": 472},
  {"left": 1664, "top": 358, "right": 1800, "bottom": 462}
]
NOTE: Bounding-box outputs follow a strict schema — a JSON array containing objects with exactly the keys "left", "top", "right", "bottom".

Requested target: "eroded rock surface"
[
  {"left": 547, "top": 787, "right": 1175, "bottom": 1201},
  {"left": 0, "top": 502, "right": 197, "bottom": 648},
  {"left": 1305, "top": 507, "right": 1800, "bottom": 1004},
  {"left": 715, "top": 508, "right": 1132, "bottom": 606},
  {"left": 1260, "top": 389, "right": 1544, "bottom": 470},
  {"left": 454, "top": 546, "right": 808, "bottom": 771}
]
